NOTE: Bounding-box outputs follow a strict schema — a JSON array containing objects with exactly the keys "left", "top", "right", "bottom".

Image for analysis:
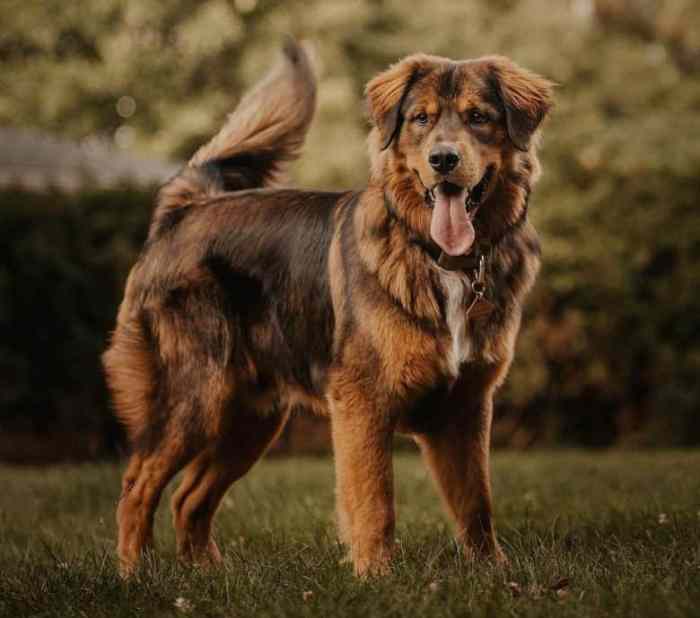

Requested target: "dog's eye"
[
  {"left": 414, "top": 112, "right": 429, "bottom": 125},
  {"left": 469, "top": 110, "right": 489, "bottom": 125}
]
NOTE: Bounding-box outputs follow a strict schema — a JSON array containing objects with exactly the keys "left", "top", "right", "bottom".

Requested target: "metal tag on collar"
[
  {"left": 466, "top": 253, "right": 495, "bottom": 321},
  {"left": 471, "top": 254, "right": 486, "bottom": 297}
]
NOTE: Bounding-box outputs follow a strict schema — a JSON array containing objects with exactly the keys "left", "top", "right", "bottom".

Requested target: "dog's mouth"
[
  {"left": 420, "top": 166, "right": 495, "bottom": 257},
  {"left": 423, "top": 165, "right": 495, "bottom": 212}
]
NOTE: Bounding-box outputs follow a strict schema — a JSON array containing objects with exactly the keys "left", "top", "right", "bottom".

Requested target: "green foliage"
[
  {"left": 1, "top": 0, "right": 699, "bottom": 446},
  {"left": 0, "top": 188, "right": 151, "bottom": 458},
  {"left": 1, "top": 453, "right": 699, "bottom": 617}
]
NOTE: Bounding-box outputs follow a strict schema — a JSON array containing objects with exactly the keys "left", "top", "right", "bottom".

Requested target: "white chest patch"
[{"left": 440, "top": 270, "right": 472, "bottom": 376}]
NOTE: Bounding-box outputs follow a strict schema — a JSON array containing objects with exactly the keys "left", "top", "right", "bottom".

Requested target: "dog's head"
[{"left": 366, "top": 54, "right": 554, "bottom": 256}]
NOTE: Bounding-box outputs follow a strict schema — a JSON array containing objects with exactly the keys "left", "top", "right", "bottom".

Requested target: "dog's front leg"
[
  {"left": 414, "top": 366, "right": 506, "bottom": 563},
  {"left": 330, "top": 390, "right": 396, "bottom": 577}
]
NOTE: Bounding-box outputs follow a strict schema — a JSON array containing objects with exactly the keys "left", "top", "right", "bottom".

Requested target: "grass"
[{"left": 0, "top": 451, "right": 699, "bottom": 617}]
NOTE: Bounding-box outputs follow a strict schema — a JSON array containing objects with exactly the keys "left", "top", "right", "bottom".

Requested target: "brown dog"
[{"left": 103, "top": 40, "right": 553, "bottom": 577}]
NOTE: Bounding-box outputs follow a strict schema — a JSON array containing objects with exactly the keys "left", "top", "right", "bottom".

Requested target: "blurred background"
[{"left": 1, "top": 0, "right": 698, "bottom": 463}]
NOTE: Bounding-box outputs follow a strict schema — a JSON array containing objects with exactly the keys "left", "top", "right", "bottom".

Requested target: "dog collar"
[{"left": 437, "top": 250, "right": 485, "bottom": 272}]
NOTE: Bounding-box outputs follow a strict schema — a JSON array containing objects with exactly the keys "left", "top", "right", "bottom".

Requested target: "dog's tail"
[{"left": 150, "top": 39, "right": 317, "bottom": 239}]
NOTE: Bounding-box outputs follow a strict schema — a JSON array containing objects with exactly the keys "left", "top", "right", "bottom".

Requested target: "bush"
[{"left": 0, "top": 187, "right": 151, "bottom": 461}]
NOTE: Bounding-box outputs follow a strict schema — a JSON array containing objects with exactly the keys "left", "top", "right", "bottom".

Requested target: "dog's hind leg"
[
  {"left": 171, "top": 406, "right": 289, "bottom": 565},
  {"left": 116, "top": 436, "right": 190, "bottom": 576},
  {"left": 107, "top": 308, "right": 231, "bottom": 576},
  {"left": 104, "top": 317, "right": 189, "bottom": 575}
]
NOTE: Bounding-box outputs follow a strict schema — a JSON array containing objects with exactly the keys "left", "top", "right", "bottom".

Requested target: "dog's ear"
[
  {"left": 365, "top": 56, "right": 426, "bottom": 151},
  {"left": 488, "top": 56, "right": 554, "bottom": 151}
]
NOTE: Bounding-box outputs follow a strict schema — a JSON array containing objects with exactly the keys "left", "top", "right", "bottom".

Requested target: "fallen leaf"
[
  {"left": 174, "top": 597, "right": 193, "bottom": 613},
  {"left": 507, "top": 581, "right": 522, "bottom": 597}
]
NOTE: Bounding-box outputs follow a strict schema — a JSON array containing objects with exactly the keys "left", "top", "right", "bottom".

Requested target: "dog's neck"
[{"left": 355, "top": 184, "right": 446, "bottom": 326}]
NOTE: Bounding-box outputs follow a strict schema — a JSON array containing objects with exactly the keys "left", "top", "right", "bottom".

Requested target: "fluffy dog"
[{"left": 103, "top": 40, "right": 553, "bottom": 577}]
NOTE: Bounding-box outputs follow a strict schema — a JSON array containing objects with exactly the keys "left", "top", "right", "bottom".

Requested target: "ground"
[{"left": 1, "top": 451, "right": 698, "bottom": 617}]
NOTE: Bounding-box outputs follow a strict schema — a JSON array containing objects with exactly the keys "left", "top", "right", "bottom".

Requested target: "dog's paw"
[
  {"left": 352, "top": 546, "right": 394, "bottom": 578},
  {"left": 492, "top": 543, "right": 510, "bottom": 567},
  {"left": 354, "top": 557, "right": 392, "bottom": 578},
  {"left": 462, "top": 539, "right": 509, "bottom": 567}
]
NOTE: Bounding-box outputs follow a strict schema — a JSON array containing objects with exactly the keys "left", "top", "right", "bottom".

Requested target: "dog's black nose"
[{"left": 428, "top": 147, "right": 460, "bottom": 174}]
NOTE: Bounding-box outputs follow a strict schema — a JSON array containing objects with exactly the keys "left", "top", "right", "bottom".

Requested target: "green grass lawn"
[{"left": 1, "top": 451, "right": 698, "bottom": 617}]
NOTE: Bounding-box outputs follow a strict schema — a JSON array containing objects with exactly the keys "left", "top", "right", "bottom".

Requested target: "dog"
[{"left": 103, "top": 40, "right": 553, "bottom": 577}]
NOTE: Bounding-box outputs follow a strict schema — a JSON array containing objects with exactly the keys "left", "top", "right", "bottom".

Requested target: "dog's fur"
[{"left": 103, "top": 40, "right": 553, "bottom": 577}]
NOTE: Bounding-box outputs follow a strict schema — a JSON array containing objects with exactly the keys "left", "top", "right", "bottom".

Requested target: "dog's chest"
[{"left": 439, "top": 270, "right": 472, "bottom": 376}]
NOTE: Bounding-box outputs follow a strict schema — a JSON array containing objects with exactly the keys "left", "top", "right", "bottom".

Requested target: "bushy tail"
[{"left": 151, "top": 39, "right": 317, "bottom": 239}]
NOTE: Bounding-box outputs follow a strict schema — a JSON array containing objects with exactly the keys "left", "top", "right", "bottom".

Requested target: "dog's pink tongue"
[{"left": 430, "top": 187, "right": 474, "bottom": 256}]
